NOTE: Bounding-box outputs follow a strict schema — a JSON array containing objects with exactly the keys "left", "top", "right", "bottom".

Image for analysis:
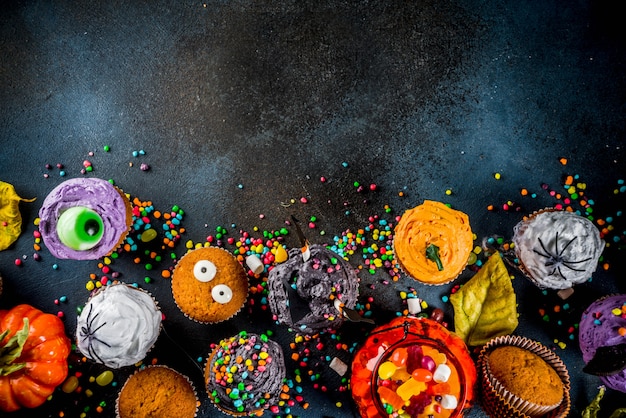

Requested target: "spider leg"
[
  {"left": 87, "top": 340, "right": 107, "bottom": 365},
  {"left": 561, "top": 259, "right": 592, "bottom": 272},
  {"left": 558, "top": 236, "right": 577, "bottom": 256},
  {"left": 534, "top": 237, "right": 556, "bottom": 260}
]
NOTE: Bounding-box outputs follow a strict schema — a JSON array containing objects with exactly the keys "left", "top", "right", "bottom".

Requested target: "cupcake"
[
  {"left": 38, "top": 178, "right": 133, "bottom": 260},
  {"left": 351, "top": 316, "right": 477, "bottom": 418},
  {"left": 171, "top": 246, "right": 248, "bottom": 323},
  {"left": 393, "top": 200, "right": 473, "bottom": 285},
  {"left": 512, "top": 209, "right": 604, "bottom": 290},
  {"left": 205, "top": 331, "right": 286, "bottom": 416},
  {"left": 267, "top": 244, "right": 359, "bottom": 334},
  {"left": 478, "top": 335, "right": 570, "bottom": 418},
  {"left": 116, "top": 365, "right": 198, "bottom": 418},
  {"left": 76, "top": 283, "right": 162, "bottom": 368},
  {"left": 578, "top": 294, "right": 626, "bottom": 393}
]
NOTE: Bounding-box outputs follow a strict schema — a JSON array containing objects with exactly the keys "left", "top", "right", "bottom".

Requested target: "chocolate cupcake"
[
  {"left": 267, "top": 244, "right": 359, "bottom": 334},
  {"left": 38, "top": 178, "right": 133, "bottom": 260},
  {"left": 205, "top": 332, "right": 286, "bottom": 416}
]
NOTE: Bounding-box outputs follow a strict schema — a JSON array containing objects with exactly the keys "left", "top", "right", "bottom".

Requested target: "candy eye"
[
  {"left": 56, "top": 206, "right": 104, "bottom": 251},
  {"left": 193, "top": 260, "right": 217, "bottom": 282},
  {"left": 211, "top": 284, "right": 233, "bottom": 304}
]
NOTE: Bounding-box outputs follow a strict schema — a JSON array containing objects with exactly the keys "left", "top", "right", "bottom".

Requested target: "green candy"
[{"left": 56, "top": 206, "right": 104, "bottom": 251}]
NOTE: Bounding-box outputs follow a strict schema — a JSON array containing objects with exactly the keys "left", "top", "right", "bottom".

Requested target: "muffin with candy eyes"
[
  {"left": 38, "top": 178, "right": 133, "bottom": 260},
  {"left": 171, "top": 246, "right": 249, "bottom": 323}
]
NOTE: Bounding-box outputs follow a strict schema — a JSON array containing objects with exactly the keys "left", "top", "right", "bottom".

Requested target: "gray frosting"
[{"left": 268, "top": 244, "right": 359, "bottom": 334}]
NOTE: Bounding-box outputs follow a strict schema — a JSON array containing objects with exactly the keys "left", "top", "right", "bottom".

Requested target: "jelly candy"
[
  {"left": 378, "top": 361, "right": 397, "bottom": 379},
  {"left": 411, "top": 368, "right": 433, "bottom": 382},
  {"left": 421, "top": 355, "right": 436, "bottom": 372},
  {"left": 406, "top": 344, "right": 423, "bottom": 373},
  {"left": 396, "top": 378, "right": 427, "bottom": 401},
  {"left": 391, "top": 347, "right": 408, "bottom": 367},
  {"left": 377, "top": 386, "right": 405, "bottom": 410}
]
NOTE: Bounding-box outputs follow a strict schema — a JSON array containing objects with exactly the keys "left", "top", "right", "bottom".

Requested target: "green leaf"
[
  {"left": 425, "top": 244, "right": 444, "bottom": 271},
  {"left": 0, "top": 317, "right": 29, "bottom": 376}
]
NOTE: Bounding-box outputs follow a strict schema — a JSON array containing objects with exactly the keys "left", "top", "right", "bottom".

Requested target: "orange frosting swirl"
[{"left": 394, "top": 201, "right": 472, "bottom": 285}]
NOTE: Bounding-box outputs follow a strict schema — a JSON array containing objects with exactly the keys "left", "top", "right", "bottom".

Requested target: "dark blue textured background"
[{"left": 1, "top": 1, "right": 625, "bottom": 417}]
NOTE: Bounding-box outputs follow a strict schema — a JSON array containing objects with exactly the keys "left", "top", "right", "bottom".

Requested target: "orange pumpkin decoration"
[{"left": 0, "top": 304, "right": 71, "bottom": 412}]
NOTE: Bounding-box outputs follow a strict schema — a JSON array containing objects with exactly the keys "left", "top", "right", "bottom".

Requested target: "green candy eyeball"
[{"left": 56, "top": 206, "right": 104, "bottom": 251}]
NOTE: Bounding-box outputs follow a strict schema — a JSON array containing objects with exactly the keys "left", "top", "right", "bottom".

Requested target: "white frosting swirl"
[
  {"left": 512, "top": 210, "right": 604, "bottom": 289},
  {"left": 76, "top": 284, "right": 161, "bottom": 368}
]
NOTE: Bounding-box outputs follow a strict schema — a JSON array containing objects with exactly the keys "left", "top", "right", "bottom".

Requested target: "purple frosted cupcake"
[
  {"left": 579, "top": 294, "right": 626, "bottom": 393},
  {"left": 38, "top": 178, "right": 132, "bottom": 260}
]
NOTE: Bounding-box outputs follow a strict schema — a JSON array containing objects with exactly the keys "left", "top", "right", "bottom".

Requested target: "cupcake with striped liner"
[
  {"left": 171, "top": 246, "right": 248, "bottom": 324},
  {"left": 116, "top": 365, "right": 198, "bottom": 418},
  {"left": 76, "top": 283, "right": 162, "bottom": 369},
  {"left": 204, "top": 332, "right": 286, "bottom": 416}
]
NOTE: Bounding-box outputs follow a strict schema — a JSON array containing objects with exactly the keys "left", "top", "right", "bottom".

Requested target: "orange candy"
[
  {"left": 391, "top": 347, "right": 408, "bottom": 367},
  {"left": 377, "top": 386, "right": 404, "bottom": 410},
  {"left": 411, "top": 368, "right": 433, "bottom": 382}
]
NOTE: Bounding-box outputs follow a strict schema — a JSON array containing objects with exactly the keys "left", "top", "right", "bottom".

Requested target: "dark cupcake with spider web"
[
  {"left": 75, "top": 282, "right": 162, "bottom": 368},
  {"left": 512, "top": 209, "right": 604, "bottom": 290}
]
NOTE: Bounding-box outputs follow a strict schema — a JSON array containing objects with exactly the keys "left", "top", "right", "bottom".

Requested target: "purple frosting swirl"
[
  {"left": 579, "top": 294, "right": 626, "bottom": 393},
  {"left": 38, "top": 178, "right": 130, "bottom": 260}
]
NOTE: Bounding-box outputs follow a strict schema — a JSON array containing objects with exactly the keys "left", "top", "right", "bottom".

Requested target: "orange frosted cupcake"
[
  {"left": 171, "top": 246, "right": 248, "bottom": 323},
  {"left": 116, "top": 365, "right": 198, "bottom": 418},
  {"left": 393, "top": 200, "right": 473, "bottom": 285}
]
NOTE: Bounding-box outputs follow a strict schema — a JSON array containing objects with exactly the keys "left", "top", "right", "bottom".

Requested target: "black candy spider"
[
  {"left": 80, "top": 303, "right": 111, "bottom": 364},
  {"left": 532, "top": 232, "right": 593, "bottom": 280}
]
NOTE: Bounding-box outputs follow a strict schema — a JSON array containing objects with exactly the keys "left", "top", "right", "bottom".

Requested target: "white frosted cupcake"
[
  {"left": 512, "top": 209, "right": 604, "bottom": 290},
  {"left": 76, "top": 283, "right": 162, "bottom": 368}
]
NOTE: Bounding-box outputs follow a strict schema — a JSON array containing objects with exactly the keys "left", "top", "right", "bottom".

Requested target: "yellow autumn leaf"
[
  {"left": 450, "top": 253, "right": 518, "bottom": 346},
  {"left": 0, "top": 181, "right": 35, "bottom": 251}
]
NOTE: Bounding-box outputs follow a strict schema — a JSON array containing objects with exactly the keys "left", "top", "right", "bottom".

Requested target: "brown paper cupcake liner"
[
  {"left": 107, "top": 186, "right": 133, "bottom": 256},
  {"left": 478, "top": 335, "right": 571, "bottom": 418},
  {"left": 172, "top": 246, "right": 249, "bottom": 324},
  {"left": 115, "top": 365, "right": 198, "bottom": 418}
]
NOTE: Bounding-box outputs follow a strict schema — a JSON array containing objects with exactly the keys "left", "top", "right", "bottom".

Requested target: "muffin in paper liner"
[
  {"left": 76, "top": 282, "right": 162, "bottom": 369},
  {"left": 511, "top": 208, "right": 604, "bottom": 290},
  {"left": 204, "top": 332, "right": 287, "bottom": 417},
  {"left": 478, "top": 335, "right": 571, "bottom": 418},
  {"left": 115, "top": 365, "right": 198, "bottom": 418},
  {"left": 38, "top": 178, "right": 133, "bottom": 260},
  {"left": 392, "top": 200, "right": 473, "bottom": 286},
  {"left": 171, "top": 246, "right": 249, "bottom": 324}
]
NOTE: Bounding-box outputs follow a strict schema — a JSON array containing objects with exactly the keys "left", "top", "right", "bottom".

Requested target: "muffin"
[
  {"left": 116, "top": 365, "right": 198, "bottom": 418},
  {"left": 512, "top": 209, "right": 604, "bottom": 290},
  {"left": 38, "top": 178, "right": 133, "bottom": 260},
  {"left": 578, "top": 294, "right": 626, "bottom": 393},
  {"left": 351, "top": 316, "right": 477, "bottom": 418},
  {"left": 393, "top": 200, "right": 473, "bottom": 285},
  {"left": 76, "top": 283, "right": 162, "bottom": 368},
  {"left": 171, "top": 246, "right": 248, "bottom": 323},
  {"left": 478, "top": 335, "right": 570, "bottom": 418},
  {"left": 205, "top": 331, "right": 286, "bottom": 416},
  {"left": 267, "top": 244, "right": 359, "bottom": 334}
]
